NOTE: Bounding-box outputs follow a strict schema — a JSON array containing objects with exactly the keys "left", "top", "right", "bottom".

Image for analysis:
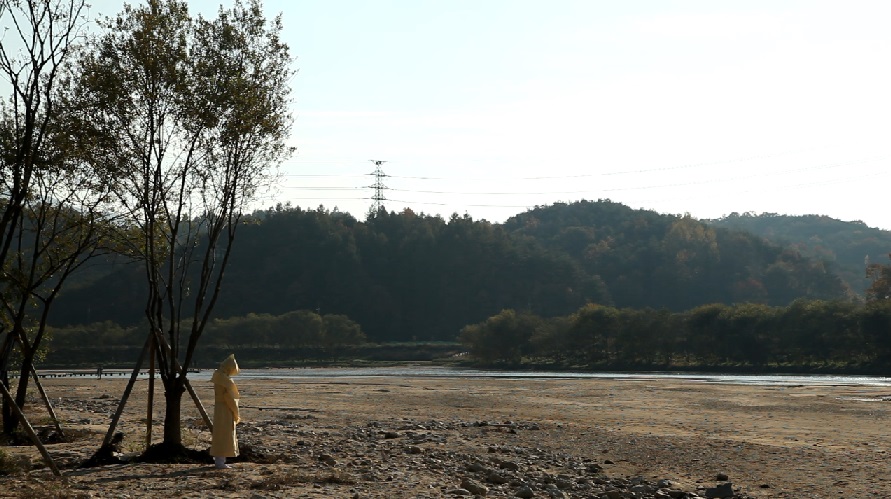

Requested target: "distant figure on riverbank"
[
  {"left": 210, "top": 354, "right": 241, "bottom": 469},
  {"left": 96, "top": 366, "right": 103, "bottom": 379}
]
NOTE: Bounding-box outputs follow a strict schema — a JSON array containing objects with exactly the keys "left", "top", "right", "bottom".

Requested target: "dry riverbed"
[{"left": 1, "top": 371, "right": 891, "bottom": 498}]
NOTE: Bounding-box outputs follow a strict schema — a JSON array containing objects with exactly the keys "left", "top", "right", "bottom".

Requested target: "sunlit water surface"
[{"left": 183, "top": 365, "right": 891, "bottom": 388}]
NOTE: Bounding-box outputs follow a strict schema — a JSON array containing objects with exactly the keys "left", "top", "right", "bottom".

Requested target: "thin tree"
[
  {"left": 866, "top": 253, "right": 891, "bottom": 301},
  {"left": 0, "top": 121, "right": 120, "bottom": 437},
  {"left": 0, "top": 0, "right": 89, "bottom": 437},
  {"left": 69, "top": 0, "right": 293, "bottom": 449}
]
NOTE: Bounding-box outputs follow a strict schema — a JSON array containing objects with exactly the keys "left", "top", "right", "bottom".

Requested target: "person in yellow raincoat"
[{"left": 210, "top": 354, "right": 240, "bottom": 469}]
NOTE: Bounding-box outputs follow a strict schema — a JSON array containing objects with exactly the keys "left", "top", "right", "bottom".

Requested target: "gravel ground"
[{"left": 1, "top": 372, "right": 890, "bottom": 498}]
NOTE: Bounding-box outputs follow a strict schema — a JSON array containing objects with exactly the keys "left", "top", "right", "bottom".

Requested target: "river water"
[{"left": 186, "top": 365, "right": 891, "bottom": 387}]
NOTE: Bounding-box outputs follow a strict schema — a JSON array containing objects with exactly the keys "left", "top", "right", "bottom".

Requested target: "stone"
[
  {"left": 555, "top": 478, "right": 573, "bottom": 490},
  {"left": 467, "top": 462, "right": 488, "bottom": 472},
  {"left": 446, "top": 488, "right": 472, "bottom": 496},
  {"left": 704, "top": 482, "right": 734, "bottom": 498},
  {"left": 487, "top": 471, "right": 510, "bottom": 484},
  {"left": 631, "top": 484, "right": 656, "bottom": 495},
  {"left": 461, "top": 477, "right": 488, "bottom": 496},
  {"left": 543, "top": 484, "right": 567, "bottom": 498}
]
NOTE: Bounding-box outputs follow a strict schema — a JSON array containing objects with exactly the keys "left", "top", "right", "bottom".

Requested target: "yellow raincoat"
[{"left": 210, "top": 354, "right": 241, "bottom": 458}]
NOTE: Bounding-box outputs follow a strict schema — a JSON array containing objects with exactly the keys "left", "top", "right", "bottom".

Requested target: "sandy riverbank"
[{"left": 1, "top": 374, "right": 890, "bottom": 497}]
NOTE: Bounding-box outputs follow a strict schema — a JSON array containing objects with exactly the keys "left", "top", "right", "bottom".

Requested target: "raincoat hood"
[
  {"left": 218, "top": 354, "right": 240, "bottom": 376},
  {"left": 211, "top": 354, "right": 240, "bottom": 398}
]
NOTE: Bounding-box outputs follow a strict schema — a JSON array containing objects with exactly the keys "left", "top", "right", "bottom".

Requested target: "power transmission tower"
[{"left": 368, "top": 160, "right": 388, "bottom": 213}]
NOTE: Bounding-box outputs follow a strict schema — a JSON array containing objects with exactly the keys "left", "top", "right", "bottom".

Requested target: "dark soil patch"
[
  {"left": 134, "top": 441, "right": 212, "bottom": 464},
  {"left": 79, "top": 432, "right": 126, "bottom": 468},
  {"left": 229, "top": 443, "right": 273, "bottom": 464}
]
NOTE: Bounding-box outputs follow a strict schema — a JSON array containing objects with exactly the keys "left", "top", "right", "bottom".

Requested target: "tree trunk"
[
  {"left": 7, "top": 344, "right": 38, "bottom": 435},
  {"left": 1, "top": 378, "right": 13, "bottom": 437},
  {"left": 0, "top": 335, "right": 15, "bottom": 437},
  {"left": 12, "top": 360, "right": 32, "bottom": 426},
  {"left": 162, "top": 376, "right": 186, "bottom": 446},
  {"left": 0, "top": 360, "right": 33, "bottom": 437},
  {"left": 146, "top": 339, "right": 154, "bottom": 449}
]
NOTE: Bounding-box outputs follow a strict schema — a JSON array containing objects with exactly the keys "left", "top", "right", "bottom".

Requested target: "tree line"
[
  {"left": 48, "top": 310, "right": 365, "bottom": 352},
  {"left": 51, "top": 200, "right": 854, "bottom": 346},
  {"left": 459, "top": 299, "right": 891, "bottom": 372}
]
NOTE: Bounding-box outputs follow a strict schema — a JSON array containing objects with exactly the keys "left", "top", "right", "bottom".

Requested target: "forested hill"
[
  {"left": 500, "top": 201, "right": 849, "bottom": 308},
  {"left": 705, "top": 212, "right": 891, "bottom": 297},
  {"left": 51, "top": 200, "right": 850, "bottom": 343}
]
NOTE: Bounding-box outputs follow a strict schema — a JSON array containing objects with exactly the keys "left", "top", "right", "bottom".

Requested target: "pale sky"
[{"left": 87, "top": 1, "right": 891, "bottom": 228}]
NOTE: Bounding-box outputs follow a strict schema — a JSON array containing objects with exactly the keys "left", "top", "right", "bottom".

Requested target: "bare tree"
[
  {"left": 70, "top": 0, "right": 293, "bottom": 449},
  {"left": 0, "top": 126, "right": 119, "bottom": 437},
  {"left": 0, "top": 0, "right": 86, "bottom": 273},
  {"left": 0, "top": 0, "right": 88, "bottom": 439}
]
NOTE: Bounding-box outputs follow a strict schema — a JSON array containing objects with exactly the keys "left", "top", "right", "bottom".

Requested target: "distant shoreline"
[{"left": 33, "top": 364, "right": 891, "bottom": 387}]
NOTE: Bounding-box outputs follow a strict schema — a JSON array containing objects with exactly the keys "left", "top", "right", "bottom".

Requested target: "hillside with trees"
[
  {"left": 50, "top": 200, "right": 852, "bottom": 345},
  {"left": 457, "top": 298, "right": 891, "bottom": 373},
  {"left": 502, "top": 201, "right": 851, "bottom": 309},
  {"left": 706, "top": 212, "right": 891, "bottom": 297}
]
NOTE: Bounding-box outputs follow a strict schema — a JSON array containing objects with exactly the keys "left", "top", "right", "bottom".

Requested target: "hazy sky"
[{"left": 87, "top": 1, "right": 891, "bottom": 228}]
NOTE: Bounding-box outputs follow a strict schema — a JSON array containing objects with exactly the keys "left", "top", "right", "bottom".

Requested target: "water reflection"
[{"left": 185, "top": 365, "right": 891, "bottom": 387}]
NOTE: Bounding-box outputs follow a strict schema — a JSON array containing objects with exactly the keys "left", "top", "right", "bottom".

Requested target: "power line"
[
  {"left": 281, "top": 174, "right": 367, "bottom": 178},
  {"left": 285, "top": 154, "right": 884, "bottom": 198},
  {"left": 283, "top": 145, "right": 849, "bottom": 180},
  {"left": 280, "top": 186, "right": 360, "bottom": 190},
  {"left": 268, "top": 153, "right": 889, "bottom": 217},
  {"left": 332, "top": 154, "right": 887, "bottom": 182},
  {"left": 386, "top": 197, "right": 546, "bottom": 209}
]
